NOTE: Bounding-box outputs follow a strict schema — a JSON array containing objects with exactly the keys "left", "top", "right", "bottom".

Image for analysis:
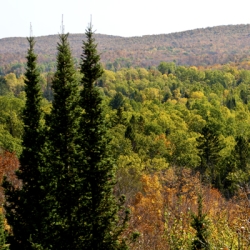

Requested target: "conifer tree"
[
  {"left": 110, "top": 92, "right": 124, "bottom": 109},
  {"left": 77, "top": 24, "right": 129, "bottom": 250},
  {"left": 112, "top": 107, "right": 127, "bottom": 127},
  {"left": 3, "top": 37, "right": 45, "bottom": 249},
  {"left": 234, "top": 136, "right": 249, "bottom": 171},
  {"left": 44, "top": 33, "right": 80, "bottom": 249},
  {"left": 125, "top": 115, "right": 137, "bottom": 152},
  {"left": 196, "top": 125, "right": 223, "bottom": 186},
  {"left": 191, "top": 194, "right": 210, "bottom": 250}
]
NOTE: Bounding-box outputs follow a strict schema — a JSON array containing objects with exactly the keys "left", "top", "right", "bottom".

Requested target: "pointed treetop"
[
  {"left": 30, "top": 22, "right": 33, "bottom": 38},
  {"left": 61, "top": 14, "right": 65, "bottom": 34}
]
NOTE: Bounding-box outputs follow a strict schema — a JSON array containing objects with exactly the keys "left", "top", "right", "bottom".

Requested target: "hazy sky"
[{"left": 1, "top": 0, "right": 250, "bottom": 39}]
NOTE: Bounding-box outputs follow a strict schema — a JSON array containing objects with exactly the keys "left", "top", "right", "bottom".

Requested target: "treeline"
[{"left": 2, "top": 38, "right": 250, "bottom": 248}]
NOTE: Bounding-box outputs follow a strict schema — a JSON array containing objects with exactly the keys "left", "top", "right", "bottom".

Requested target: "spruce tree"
[
  {"left": 234, "top": 136, "right": 249, "bottom": 171},
  {"left": 110, "top": 92, "right": 124, "bottom": 109},
  {"left": 125, "top": 115, "right": 137, "bottom": 152},
  {"left": 196, "top": 125, "right": 223, "bottom": 186},
  {"left": 191, "top": 194, "right": 210, "bottom": 250},
  {"left": 44, "top": 33, "right": 80, "bottom": 249},
  {"left": 3, "top": 37, "right": 45, "bottom": 249},
  {"left": 77, "top": 24, "right": 129, "bottom": 250}
]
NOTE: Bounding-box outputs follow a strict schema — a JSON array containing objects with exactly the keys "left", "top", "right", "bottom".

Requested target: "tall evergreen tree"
[
  {"left": 77, "top": 24, "right": 129, "bottom": 250},
  {"left": 3, "top": 37, "right": 45, "bottom": 249},
  {"left": 44, "top": 33, "right": 80, "bottom": 249}
]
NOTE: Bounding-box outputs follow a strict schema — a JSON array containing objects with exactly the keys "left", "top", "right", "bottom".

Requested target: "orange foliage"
[
  {"left": 127, "top": 168, "right": 250, "bottom": 249},
  {"left": 129, "top": 175, "right": 165, "bottom": 249},
  {"left": 0, "top": 151, "right": 20, "bottom": 204},
  {"left": 155, "top": 134, "right": 171, "bottom": 148}
]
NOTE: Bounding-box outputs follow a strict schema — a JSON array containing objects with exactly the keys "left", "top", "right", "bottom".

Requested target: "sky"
[{"left": 0, "top": 0, "right": 250, "bottom": 39}]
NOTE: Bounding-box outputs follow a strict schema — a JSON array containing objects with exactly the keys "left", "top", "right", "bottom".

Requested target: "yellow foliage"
[
  {"left": 190, "top": 91, "right": 204, "bottom": 99},
  {"left": 167, "top": 99, "right": 177, "bottom": 105},
  {"left": 143, "top": 88, "right": 160, "bottom": 100},
  {"left": 190, "top": 66, "right": 198, "bottom": 71},
  {"left": 102, "top": 70, "right": 116, "bottom": 83},
  {"left": 162, "top": 74, "right": 168, "bottom": 80},
  {"left": 4, "top": 73, "right": 25, "bottom": 95},
  {"left": 223, "top": 89, "right": 229, "bottom": 98},
  {"left": 129, "top": 175, "right": 165, "bottom": 249},
  {"left": 178, "top": 97, "right": 188, "bottom": 104},
  {"left": 168, "top": 73, "right": 176, "bottom": 80}
]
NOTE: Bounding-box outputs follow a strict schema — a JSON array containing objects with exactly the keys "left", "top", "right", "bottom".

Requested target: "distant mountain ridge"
[{"left": 1, "top": 24, "right": 250, "bottom": 72}]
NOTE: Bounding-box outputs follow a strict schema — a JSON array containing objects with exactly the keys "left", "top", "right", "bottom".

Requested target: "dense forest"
[
  {"left": 2, "top": 25, "right": 250, "bottom": 249},
  {"left": 2, "top": 24, "right": 250, "bottom": 76}
]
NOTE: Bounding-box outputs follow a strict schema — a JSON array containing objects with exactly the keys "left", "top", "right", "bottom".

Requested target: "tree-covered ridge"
[{"left": 2, "top": 24, "right": 250, "bottom": 75}]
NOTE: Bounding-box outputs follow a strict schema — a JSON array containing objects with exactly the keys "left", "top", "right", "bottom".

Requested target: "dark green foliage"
[
  {"left": 44, "top": 33, "right": 80, "bottom": 249},
  {"left": 226, "top": 96, "right": 236, "bottom": 109},
  {"left": 125, "top": 115, "right": 137, "bottom": 152},
  {"left": 157, "top": 62, "right": 176, "bottom": 74},
  {"left": 112, "top": 107, "right": 127, "bottom": 126},
  {"left": 222, "top": 136, "right": 250, "bottom": 197},
  {"left": 240, "top": 89, "right": 250, "bottom": 104},
  {"left": 4, "top": 28, "right": 131, "bottom": 250},
  {"left": 130, "top": 90, "right": 143, "bottom": 103},
  {"left": 0, "top": 77, "right": 9, "bottom": 96},
  {"left": 110, "top": 92, "right": 124, "bottom": 109},
  {"left": 191, "top": 194, "right": 210, "bottom": 250},
  {"left": 125, "top": 125, "right": 135, "bottom": 143},
  {"left": 196, "top": 125, "right": 223, "bottom": 186},
  {"left": 3, "top": 37, "right": 45, "bottom": 250},
  {"left": 78, "top": 24, "right": 129, "bottom": 250},
  {"left": 162, "top": 92, "right": 172, "bottom": 102},
  {"left": 234, "top": 136, "right": 249, "bottom": 171},
  {"left": 137, "top": 115, "right": 145, "bottom": 132}
]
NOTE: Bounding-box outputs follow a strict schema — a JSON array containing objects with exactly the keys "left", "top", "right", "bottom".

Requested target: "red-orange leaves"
[{"left": 0, "top": 151, "right": 20, "bottom": 203}]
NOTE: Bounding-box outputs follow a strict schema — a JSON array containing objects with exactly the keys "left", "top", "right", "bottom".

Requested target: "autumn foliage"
[
  {"left": 0, "top": 151, "right": 19, "bottom": 204},
  {"left": 125, "top": 168, "right": 250, "bottom": 249}
]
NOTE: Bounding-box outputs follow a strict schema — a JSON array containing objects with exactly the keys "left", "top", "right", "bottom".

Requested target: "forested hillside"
[
  {"left": 2, "top": 24, "right": 250, "bottom": 75},
  {"left": 2, "top": 23, "right": 250, "bottom": 249}
]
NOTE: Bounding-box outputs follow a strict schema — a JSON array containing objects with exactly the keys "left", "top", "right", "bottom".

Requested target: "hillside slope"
[{"left": 1, "top": 24, "right": 250, "bottom": 71}]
